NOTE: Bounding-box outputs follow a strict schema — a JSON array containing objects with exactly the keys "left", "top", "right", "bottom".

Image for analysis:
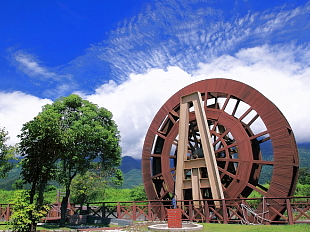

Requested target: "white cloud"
[
  {"left": 13, "top": 51, "right": 71, "bottom": 81},
  {"left": 2, "top": 44, "right": 310, "bottom": 159},
  {"left": 2, "top": 0, "right": 310, "bottom": 159},
  {"left": 7, "top": 50, "right": 78, "bottom": 98},
  {"left": 83, "top": 67, "right": 199, "bottom": 158},
  {"left": 194, "top": 45, "right": 310, "bottom": 143},
  {"left": 83, "top": 0, "right": 310, "bottom": 84},
  {"left": 83, "top": 44, "right": 310, "bottom": 158},
  {"left": 0, "top": 92, "right": 52, "bottom": 145}
]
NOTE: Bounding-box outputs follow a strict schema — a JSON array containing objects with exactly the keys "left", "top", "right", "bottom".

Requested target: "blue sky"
[{"left": 0, "top": 0, "right": 310, "bottom": 158}]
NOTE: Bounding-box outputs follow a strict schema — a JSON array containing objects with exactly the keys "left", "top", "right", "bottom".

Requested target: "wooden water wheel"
[{"left": 142, "top": 78, "right": 299, "bottom": 220}]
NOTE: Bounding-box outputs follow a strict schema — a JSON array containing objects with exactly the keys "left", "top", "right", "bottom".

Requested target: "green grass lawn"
[
  {"left": 0, "top": 223, "right": 120, "bottom": 231},
  {"left": 0, "top": 224, "right": 72, "bottom": 231},
  {"left": 125, "top": 223, "right": 310, "bottom": 232},
  {"left": 0, "top": 223, "right": 309, "bottom": 231},
  {"left": 201, "top": 223, "right": 310, "bottom": 232}
]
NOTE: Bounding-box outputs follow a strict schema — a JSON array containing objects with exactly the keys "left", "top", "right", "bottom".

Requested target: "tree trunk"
[
  {"left": 37, "top": 181, "right": 47, "bottom": 206},
  {"left": 59, "top": 185, "right": 71, "bottom": 227},
  {"left": 29, "top": 182, "right": 36, "bottom": 204},
  {"left": 29, "top": 182, "right": 37, "bottom": 232}
]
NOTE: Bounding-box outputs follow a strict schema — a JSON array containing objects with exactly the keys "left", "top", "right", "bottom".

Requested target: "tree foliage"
[
  {"left": 298, "top": 167, "right": 310, "bottom": 185},
  {"left": 129, "top": 185, "right": 147, "bottom": 201},
  {"left": 9, "top": 190, "right": 50, "bottom": 232},
  {"left": 71, "top": 171, "right": 106, "bottom": 204},
  {"left": 18, "top": 94, "right": 122, "bottom": 227},
  {"left": 18, "top": 102, "right": 63, "bottom": 232},
  {"left": 71, "top": 167, "right": 123, "bottom": 204},
  {"left": 0, "top": 127, "right": 15, "bottom": 178}
]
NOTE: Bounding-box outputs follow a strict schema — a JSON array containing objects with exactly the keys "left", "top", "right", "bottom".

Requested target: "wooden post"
[
  {"left": 101, "top": 202, "right": 106, "bottom": 218},
  {"left": 222, "top": 199, "right": 228, "bottom": 224},
  {"left": 263, "top": 198, "right": 270, "bottom": 225},
  {"left": 285, "top": 198, "right": 294, "bottom": 225},
  {"left": 132, "top": 202, "right": 137, "bottom": 221},
  {"left": 242, "top": 200, "right": 248, "bottom": 223},
  {"left": 148, "top": 202, "right": 152, "bottom": 221},
  {"left": 175, "top": 92, "right": 224, "bottom": 208},
  {"left": 117, "top": 202, "right": 121, "bottom": 219},
  {"left": 5, "top": 204, "right": 10, "bottom": 221},
  {"left": 161, "top": 202, "right": 166, "bottom": 221},
  {"left": 174, "top": 94, "right": 189, "bottom": 203},
  {"left": 204, "top": 200, "right": 210, "bottom": 223}
]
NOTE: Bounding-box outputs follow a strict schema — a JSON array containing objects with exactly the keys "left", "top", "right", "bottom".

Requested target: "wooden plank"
[
  {"left": 174, "top": 95, "right": 189, "bottom": 202},
  {"left": 175, "top": 92, "right": 224, "bottom": 208}
]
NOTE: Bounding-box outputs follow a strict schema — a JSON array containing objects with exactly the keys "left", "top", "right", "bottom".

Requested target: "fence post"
[
  {"left": 148, "top": 201, "right": 152, "bottom": 221},
  {"left": 117, "top": 202, "right": 121, "bottom": 219},
  {"left": 160, "top": 202, "right": 165, "bottom": 221},
  {"left": 222, "top": 199, "right": 228, "bottom": 224},
  {"left": 132, "top": 202, "right": 137, "bottom": 221},
  {"left": 189, "top": 201, "right": 193, "bottom": 222},
  {"left": 285, "top": 198, "right": 294, "bottom": 225},
  {"left": 101, "top": 202, "right": 106, "bottom": 218},
  {"left": 262, "top": 198, "right": 270, "bottom": 225},
  {"left": 241, "top": 200, "right": 248, "bottom": 223},
  {"left": 204, "top": 200, "right": 210, "bottom": 223},
  {"left": 6, "top": 204, "right": 10, "bottom": 221}
]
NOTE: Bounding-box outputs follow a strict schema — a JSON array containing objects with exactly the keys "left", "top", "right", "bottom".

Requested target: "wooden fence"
[{"left": 1, "top": 196, "right": 310, "bottom": 225}]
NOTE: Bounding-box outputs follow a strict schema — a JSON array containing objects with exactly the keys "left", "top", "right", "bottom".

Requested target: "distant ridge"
[
  {"left": 119, "top": 156, "right": 141, "bottom": 173},
  {"left": 297, "top": 143, "right": 310, "bottom": 149},
  {"left": 118, "top": 156, "right": 142, "bottom": 188}
]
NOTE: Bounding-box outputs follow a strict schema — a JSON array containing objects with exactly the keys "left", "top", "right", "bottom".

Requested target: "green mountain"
[
  {"left": 0, "top": 166, "right": 22, "bottom": 190},
  {"left": 298, "top": 148, "right": 310, "bottom": 168},
  {"left": 120, "top": 169, "right": 142, "bottom": 189},
  {"left": 119, "top": 156, "right": 142, "bottom": 189},
  {"left": 0, "top": 156, "right": 143, "bottom": 190},
  {"left": 119, "top": 156, "right": 141, "bottom": 173}
]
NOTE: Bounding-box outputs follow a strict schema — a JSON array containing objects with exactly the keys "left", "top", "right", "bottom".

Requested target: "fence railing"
[{"left": 1, "top": 196, "right": 310, "bottom": 225}]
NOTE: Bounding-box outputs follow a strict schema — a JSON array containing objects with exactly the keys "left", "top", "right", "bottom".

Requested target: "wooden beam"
[{"left": 175, "top": 92, "right": 224, "bottom": 208}]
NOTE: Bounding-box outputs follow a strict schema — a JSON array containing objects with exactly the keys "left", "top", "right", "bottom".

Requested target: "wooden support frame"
[{"left": 175, "top": 92, "right": 224, "bottom": 207}]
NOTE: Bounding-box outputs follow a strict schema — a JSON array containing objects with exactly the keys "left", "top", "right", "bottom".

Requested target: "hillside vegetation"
[{"left": 0, "top": 144, "right": 309, "bottom": 200}]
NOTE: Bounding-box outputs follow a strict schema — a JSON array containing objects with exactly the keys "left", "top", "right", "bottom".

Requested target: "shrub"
[{"left": 9, "top": 190, "right": 49, "bottom": 232}]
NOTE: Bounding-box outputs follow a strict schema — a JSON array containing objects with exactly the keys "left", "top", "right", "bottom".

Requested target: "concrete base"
[{"left": 148, "top": 222, "right": 203, "bottom": 231}]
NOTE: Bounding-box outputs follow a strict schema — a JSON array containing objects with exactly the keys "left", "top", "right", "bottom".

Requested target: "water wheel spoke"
[
  {"left": 246, "top": 182, "right": 268, "bottom": 196},
  {"left": 247, "top": 113, "right": 259, "bottom": 127},
  {"left": 156, "top": 131, "right": 167, "bottom": 139},
  {"left": 257, "top": 183, "right": 268, "bottom": 192},
  {"left": 214, "top": 143, "right": 236, "bottom": 154},
  {"left": 218, "top": 166, "right": 236, "bottom": 179},
  {"left": 231, "top": 99, "right": 241, "bottom": 117},
  {"left": 221, "top": 94, "right": 231, "bottom": 111},
  {"left": 147, "top": 154, "right": 162, "bottom": 158},
  {"left": 250, "top": 130, "right": 269, "bottom": 140},
  {"left": 238, "top": 106, "right": 253, "bottom": 122}
]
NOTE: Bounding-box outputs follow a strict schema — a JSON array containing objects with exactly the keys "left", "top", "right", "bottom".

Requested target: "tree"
[
  {"left": 71, "top": 167, "right": 123, "bottom": 204},
  {"left": 130, "top": 185, "right": 147, "bottom": 201},
  {"left": 18, "top": 94, "right": 121, "bottom": 228},
  {"left": 0, "top": 127, "right": 15, "bottom": 178},
  {"left": 9, "top": 190, "right": 49, "bottom": 232},
  {"left": 299, "top": 167, "right": 310, "bottom": 185},
  {"left": 71, "top": 171, "right": 99, "bottom": 204},
  {"left": 18, "top": 106, "right": 63, "bottom": 231}
]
